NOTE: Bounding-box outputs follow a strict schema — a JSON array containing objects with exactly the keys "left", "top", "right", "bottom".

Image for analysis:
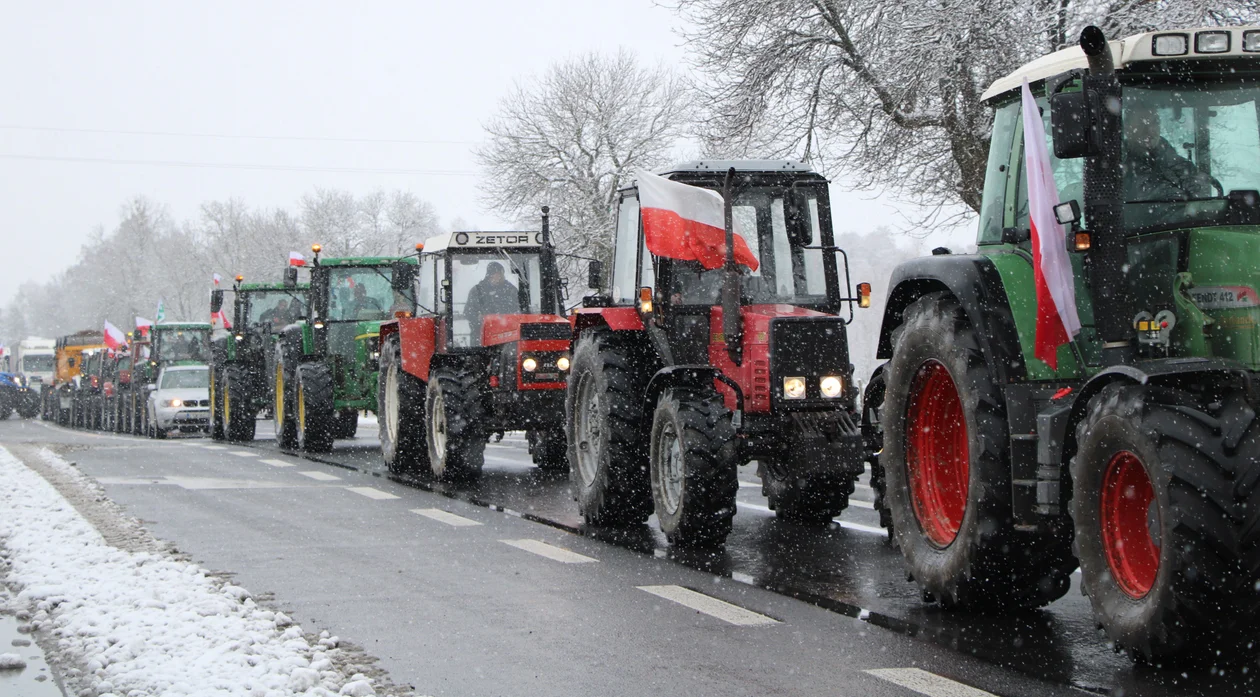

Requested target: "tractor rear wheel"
[
  {"left": 1072, "top": 383, "right": 1260, "bottom": 664},
  {"left": 273, "top": 347, "right": 298, "bottom": 449},
  {"left": 426, "top": 365, "right": 486, "bottom": 482},
  {"left": 763, "top": 470, "right": 854, "bottom": 527},
  {"left": 210, "top": 367, "right": 226, "bottom": 440},
  {"left": 224, "top": 365, "right": 256, "bottom": 442},
  {"left": 566, "top": 329, "right": 654, "bottom": 526},
  {"left": 527, "top": 429, "right": 568, "bottom": 473},
  {"left": 296, "top": 363, "right": 335, "bottom": 453},
  {"left": 883, "top": 292, "right": 1074, "bottom": 610},
  {"left": 378, "top": 335, "right": 428, "bottom": 476},
  {"left": 649, "top": 386, "right": 739, "bottom": 547}
]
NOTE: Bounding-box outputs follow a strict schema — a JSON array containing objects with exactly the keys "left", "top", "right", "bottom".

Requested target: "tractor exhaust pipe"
[
  {"left": 539, "top": 206, "right": 559, "bottom": 316},
  {"left": 1079, "top": 26, "right": 1134, "bottom": 365}
]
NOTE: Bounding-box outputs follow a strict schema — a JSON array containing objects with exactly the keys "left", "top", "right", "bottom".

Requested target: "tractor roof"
[
  {"left": 238, "top": 282, "right": 308, "bottom": 291},
  {"left": 660, "top": 160, "right": 819, "bottom": 175},
  {"left": 421, "top": 231, "right": 544, "bottom": 254},
  {"left": 983, "top": 25, "right": 1260, "bottom": 102},
  {"left": 318, "top": 256, "right": 416, "bottom": 267},
  {"left": 154, "top": 322, "right": 212, "bottom": 331}
]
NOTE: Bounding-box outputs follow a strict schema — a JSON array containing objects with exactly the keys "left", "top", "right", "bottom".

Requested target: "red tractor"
[
  {"left": 376, "top": 210, "right": 571, "bottom": 481},
  {"left": 568, "top": 161, "right": 870, "bottom": 547}
]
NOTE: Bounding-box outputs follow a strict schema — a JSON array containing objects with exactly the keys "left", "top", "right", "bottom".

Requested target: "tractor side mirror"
[
  {"left": 1050, "top": 90, "right": 1100, "bottom": 159},
  {"left": 210, "top": 289, "right": 224, "bottom": 313},
  {"left": 391, "top": 261, "right": 416, "bottom": 291},
  {"left": 587, "top": 260, "right": 604, "bottom": 289},
  {"left": 284, "top": 267, "right": 298, "bottom": 288}
]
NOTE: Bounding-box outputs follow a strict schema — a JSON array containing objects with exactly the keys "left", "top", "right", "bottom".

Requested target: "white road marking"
[
  {"left": 261, "top": 458, "right": 295, "bottom": 468},
  {"left": 411, "top": 508, "right": 482, "bottom": 527},
  {"left": 297, "top": 471, "right": 341, "bottom": 481},
  {"left": 849, "top": 499, "right": 875, "bottom": 509},
  {"left": 865, "top": 668, "right": 996, "bottom": 697},
  {"left": 738, "top": 481, "right": 759, "bottom": 489},
  {"left": 500, "top": 539, "right": 597, "bottom": 564},
  {"left": 227, "top": 450, "right": 259, "bottom": 458},
  {"left": 736, "top": 501, "right": 888, "bottom": 537},
  {"left": 201, "top": 445, "right": 226, "bottom": 450},
  {"left": 637, "top": 585, "right": 779, "bottom": 626},
  {"left": 346, "top": 486, "right": 399, "bottom": 500}
]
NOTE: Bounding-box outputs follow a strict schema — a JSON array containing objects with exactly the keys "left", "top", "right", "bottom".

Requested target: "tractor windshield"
[
  {"left": 326, "top": 267, "right": 404, "bottom": 322},
  {"left": 450, "top": 251, "right": 543, "bottom": 347},
  {"left": 155, "top": 329, "right": 209, "bottom": 363},
  {"left": 247, "top": 290, "right": 306, "bottom": 329}
]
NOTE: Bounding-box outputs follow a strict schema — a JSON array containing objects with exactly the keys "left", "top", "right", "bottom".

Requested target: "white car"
[{"left": 146, "top": 365, "right": 211, "bottom": 438}]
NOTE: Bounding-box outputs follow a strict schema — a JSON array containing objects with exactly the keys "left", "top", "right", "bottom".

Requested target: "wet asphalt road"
[{"left": 2, "top": 416, "right": 1257, "bottom": 697}]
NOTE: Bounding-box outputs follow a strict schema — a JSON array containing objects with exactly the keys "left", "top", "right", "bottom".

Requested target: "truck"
[
  {"left": 118, "top": 322, "right": 212, "bottom": 438},
  {"left": 567, "top": 161, "right": 871, "bottom": 547},
  {"left": 376, "top": 211, "right": 571, "bottom": 480},
  {"left": 272, "top": 246, "right": 417, "bottom": 453},
  {"left": 209, "top": 274, "right": 309, "bottom": 442},
  {"left": 13, "top": 337, "right": 55, "bottom": 396},
  {"left": 41, "top": 331, "right": 106, "bottom": 425},
  {"left": 865, "top": 25, "right": 1260, "bottom": 664}
]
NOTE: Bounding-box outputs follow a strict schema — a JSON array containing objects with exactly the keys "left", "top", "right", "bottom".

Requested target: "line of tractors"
[{"left": 14, "top": 26, "right": 1260, "bottom": 666}]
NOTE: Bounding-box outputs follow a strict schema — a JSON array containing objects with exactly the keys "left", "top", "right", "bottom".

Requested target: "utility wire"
[
  {"left": 0, "top": 153, "right": 478, "bottom": 176},
  {"left": 0, "top": 124, "right": 479, "bottom": 146}
]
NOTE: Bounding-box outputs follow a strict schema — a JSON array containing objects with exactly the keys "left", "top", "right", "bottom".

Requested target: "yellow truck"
[{"left": 41, "top": 330, "right": 106, "bottom": 426}]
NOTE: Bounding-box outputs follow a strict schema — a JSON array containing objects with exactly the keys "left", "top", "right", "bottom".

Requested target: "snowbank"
[{"left": 0, "top": 445, "right": 391, "bottom": 697}]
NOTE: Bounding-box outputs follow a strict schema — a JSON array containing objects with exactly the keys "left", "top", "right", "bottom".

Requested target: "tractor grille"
[{"left": 769, "top": 316, "right": 851, "bottom": 408}]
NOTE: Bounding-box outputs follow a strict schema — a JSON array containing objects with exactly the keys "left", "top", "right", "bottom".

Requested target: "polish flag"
[
  {"left": 212, "top": 273, "right": 222, "bottom": 286},
  {"left": 1021, "top": 79, "right": 1081, "bottom": 368},
  {"left": 135, "top": 316, "right": 153, "bottom": 337},
  {"left": 636, "top": 169, "right": 758, "bottom": 271},
  {"left": 103, "top": 320, "right": 128, "bottom": 351},
  {"left": 289, "top": 251, "right": 306, "bottom": 267}
]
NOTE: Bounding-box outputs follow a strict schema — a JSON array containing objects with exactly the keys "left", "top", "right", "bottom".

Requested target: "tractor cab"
[{"left": 150, "top": 323, "right": 211, "bottom": 367}]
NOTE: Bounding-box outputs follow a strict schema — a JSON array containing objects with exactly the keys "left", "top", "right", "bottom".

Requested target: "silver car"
[{"left": 146, "top": 365, "right": 211, "bottom": 438}]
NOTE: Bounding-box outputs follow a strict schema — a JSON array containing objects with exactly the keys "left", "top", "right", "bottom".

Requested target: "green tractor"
[
  {"left": 273, "top": 245, "right": 418, "bottom": 453},
  {"left": 209, "top": 273, "right": 309, "bottom": 442},
  {"left": 121, "top": 322, "right": 212, "bottom": 437},
  {"left": 867, "top": 25, "right": 1260, "bottom": 663}
]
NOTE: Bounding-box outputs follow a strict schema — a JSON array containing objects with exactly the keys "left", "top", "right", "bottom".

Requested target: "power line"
[
  {"left": 0, "top": 124, "right": 480, "bottom": 146},
  {"left": 0, "top": 152, "right": 478, "bottom": 176}
]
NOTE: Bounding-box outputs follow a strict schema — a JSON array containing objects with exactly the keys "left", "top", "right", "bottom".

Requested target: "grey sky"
[{"left": 0, "top": 1, "right": 967, "bottom": 304}]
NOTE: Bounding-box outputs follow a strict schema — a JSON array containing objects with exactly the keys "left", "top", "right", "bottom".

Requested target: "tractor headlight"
[
  {"left": 783, "top": 376, "right": 806, "bottom": 400},
  {"left": 234, "top": 334, "right": 244, "bottom": 342},
  {"left": 820, "top": 376, "right": 843, "bottom": 398},
  {"left": 522, "top": 357, "right": 538, "bottom": 372},
  {"left": 556, "top": 356, "right": 570, "bottom": 371}
]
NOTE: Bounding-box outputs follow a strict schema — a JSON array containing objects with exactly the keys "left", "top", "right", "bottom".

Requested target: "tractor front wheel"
[
  {"left": 882, "top": 292, "right": 1074, "bottom": 610},
  {"left": 273, "top": 347, "right": 298, "bottom": 449},
  {"left": 527, "top": 429, "right": 568, "bottom": 473},
  {"left": 649, "top": 386, "right": 739, "bottom": 547},
  {"left": 426, "top": 366, "right": 486, "bottom": 482},
  {"left": 210, "top": 367, "right": 226, "bottom": 440},
  {"left": 378, "top": 335, "right": 428, "bottom": 476},
  {"left": 296, "top": 363, "right": 336, "bottom": 453},
  {"left": 1072, "top": 383, "right": 1260, "bottom": 664},
  {"left": 224, "top": 365, "right": 257, "bottom": 442}
]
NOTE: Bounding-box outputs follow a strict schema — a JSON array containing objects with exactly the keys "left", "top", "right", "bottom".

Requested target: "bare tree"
[
  {"left": 477, "top": 49, "right": 695, "bottom": 266},
  {"left": 675, "top": 0, "right": 1260, "bottom": 218}
]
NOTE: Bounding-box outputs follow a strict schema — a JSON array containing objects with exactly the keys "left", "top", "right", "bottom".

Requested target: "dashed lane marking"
[
  {"left": 346, "top": 486, "right": 399, "bottom": 500},
  {"left": 500, "top": 539, "right": 597, "bottom": 564},
  {"left": 849, "top": 499, "right": 875, "bottom": 509},
  {"left": 637, "top": 585, "right": 779, "bottom": 626},
  {"left": 411, "top": 508, "right": 482, "bottom": 527},
  {"left": 297, "top": 470, "right": 341, "bottom": 481},
  {"left": 736, "top": 501, "right": 887, "bottom": 537},
  {"left": 738, "top": 481, "right": 758, "bottom": 488},
  {"left": 201, "top": 445, "right": 226, "bottom": 450},
  {"left": 865, "top": 668, "right": 996, "bottom": 697},
  {"left": 261, "top": 458, "right": 295, "bottom": 468},
  {"left": 228, "top": 450, "right": 259, "bottom": 458}
]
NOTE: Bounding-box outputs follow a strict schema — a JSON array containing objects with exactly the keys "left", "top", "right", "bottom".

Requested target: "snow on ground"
[{"left": 0, "top": 444, "right": 402, "bottom": 697}]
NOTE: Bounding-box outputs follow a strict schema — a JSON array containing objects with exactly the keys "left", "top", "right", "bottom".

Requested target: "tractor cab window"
[
  {"left": 450, "top": 252, "right": 543, "bottom": 347},
  {"left": 734, "top": 185, "right": 830, "bottom": 306},
  {"left": 1011, "top": 95, "right": 1086, "bottom": 238},
  {"left": 612, "top": 194, "right": 642, "bottom": 303},
  {"left": 156, "top": 330, "right": 209, "bottom": 362},
  {"left": 250, "top": 292, "right": 305, "bottom": 328},
  {"left": 417, "top": 255, "right": 436, "bottom": 314},
  {"left": 327, "top": 268, "right": 397, "bottom": 322}
]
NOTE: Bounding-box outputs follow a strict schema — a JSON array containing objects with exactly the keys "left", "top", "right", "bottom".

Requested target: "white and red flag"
[
  {"left": 103, "top": 320, "right": 128, "bottom": 351},
  {"left": 213, "top": 273, "right": 222, "bottom": 286},
  {"left": 289, "top": 251, "right": 306, "bottom": 267},
  {"left": 635, "top": 169, "right": 759, "bottom": 271},
  {"left": 1021, "top": 79, "right": 1081, "bottom": 369},
  {"left": 134, "top": 316, "right": 153, "bottom": 337},
  {"left": 211, "top": 309, "right": 232, "bottom": 330}
]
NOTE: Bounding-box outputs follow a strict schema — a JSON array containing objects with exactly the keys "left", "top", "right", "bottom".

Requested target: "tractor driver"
[
  {"left": 1124, "top": 104, "right": 1215, "bottom": 202},
  {"left": 260, "top": 299, "right": 291, "bottom": 327},
  {"left": 349, "top": 283, "right": 383, "bottom": 318},
  {"left": 464, "top": 262, "right": 520, "bottom": 342}
]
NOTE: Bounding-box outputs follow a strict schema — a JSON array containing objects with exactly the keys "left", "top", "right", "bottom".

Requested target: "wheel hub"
[
  {"left": 430, "top": 386, "right": 447, "bottom": 473},
  {"left": 574, "top": 373, "right": 601, "bottom": 487},
  {"left": 658, "top": 420, "right": 684, "bottom": 515},
  {"left": 1101, "top": 450, "right": 1160, "bottom": 599},
  {"left": 385, "top": 364, "right": 400, "bottom": 446},
  {"left": 905, "top": 359, "right": 969, "bottom": 547}
]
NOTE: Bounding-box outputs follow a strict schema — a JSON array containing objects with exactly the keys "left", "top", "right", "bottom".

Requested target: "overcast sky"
[{"left": 0, "top": 1, "right": 969, "bottom": 304}]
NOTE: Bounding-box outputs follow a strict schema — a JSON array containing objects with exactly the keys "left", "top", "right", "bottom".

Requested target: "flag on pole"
[
  {"left": 289, "top": 251, "right": 306, "bottom": 267},
  {"left": 211, "top": 309, "right": 232, "bottom": 330},
  {"left": 1021, "top": 79, "right": 1082, "bottom": 369},
  {"left": 103, "top": 320, "right": 128, "bottom": 351},
  {"left": 135, "top": 316, "right": 154, "bottom": 337},
  {"left": 635, "top": 169, "right": 759, "bottom": 271},
  {"left": 213, "top": 273, "right": 222, "bottom": 286},
  {"left": 155, "top": 300, "right": 166, "bottom": 323}
]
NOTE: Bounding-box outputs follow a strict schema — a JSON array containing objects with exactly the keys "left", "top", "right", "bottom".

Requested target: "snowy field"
[{"left": 0, "top": 444, "right": 409, "bottom": 697}]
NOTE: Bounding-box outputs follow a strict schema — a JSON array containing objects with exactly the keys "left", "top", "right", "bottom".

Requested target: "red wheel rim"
[
  {"left": 905, "top": 360, "right": 969, "bottom": 547},
  {"left": 1100, "top": 451, "right": 1159, "bottom": 598}
]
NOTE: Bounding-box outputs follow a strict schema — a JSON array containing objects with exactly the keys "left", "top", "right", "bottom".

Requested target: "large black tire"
[
  {"left": 649, "top": 387, "right": 740, "bottom": 547},
  {"left": 882, "top": 292, "right": 1074, "bottom": 610},
  {"left": 335, "top": 409, "right": 359, "bottom": 439},
  {"left": 210, "top": 366, "right": 226, "bottom": 440},
  {"left": 1071, "top": 383, "right": 1260, "bottom": 664},
  {"left": 130, "top": 393, "right": 144, "bottom": 435},
  {"left": 763, "top": 470, "right": 855, "bottom": 527},
  {"left": 378, "top": 335, "right": 428, "bottom": 476},
  {"left": 17, "top": 393, "right": 40, "bottom": 420},
  {"left": 863, "top": 368, "right": 894, "bottom": 536},
  {"left": 296, "top": 363, "right": 336, "bottom": 453},
  {"left": 224, "top": 365, "right": 257, "bottom": 442},
  {"left": 273, "top": 347, "right": 298, "bottom": 449},
  {"left": 425, "top": 365, "right": 486, "bottom": 482},
  {"left": 527, "top": 429, "right": 568, "bottom": 473},
  {"left": 566, "top": 329, "right": 654, "bottom": 526},
  {"left": 0, "top": 398, "right": 11, "bottom": 420}
]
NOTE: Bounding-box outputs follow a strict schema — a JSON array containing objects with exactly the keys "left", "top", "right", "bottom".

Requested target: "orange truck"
[{"left": 41, "top": 330, "right": 106, "bottom": 426}]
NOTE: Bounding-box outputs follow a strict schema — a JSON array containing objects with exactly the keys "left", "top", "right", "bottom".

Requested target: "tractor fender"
[
  {"left": 571, "top": 307, "right": 644, "bottom": 334},
  {"left": 644, "top": 365, "right": 745, "bottom": 427},
  {"left": 876, "top": 253, "right": 1026, "bottom": 385}
]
